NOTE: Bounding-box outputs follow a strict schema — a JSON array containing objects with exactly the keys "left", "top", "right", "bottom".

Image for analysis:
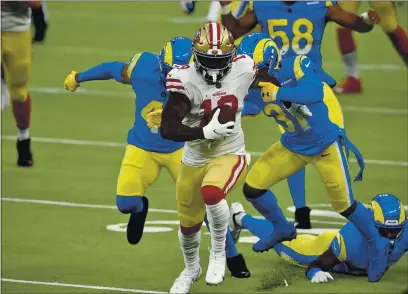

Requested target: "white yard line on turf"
[
  {"left": 29, "top": 86, "right": 408, "bottom": 116},
  {"left": 1, "top": 278, "right": 166, "bottom": 294},
  {"left": 1, "top": 197, "right": 177, "bottom": 213},
  {"left": 1, "top": 197, "right": 346, "bottom": 226},
  {"left": 2, "top": 135, "right": 407, "bottom": 167}
]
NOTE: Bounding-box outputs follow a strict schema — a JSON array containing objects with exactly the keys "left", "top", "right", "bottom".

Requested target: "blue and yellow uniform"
[
  {"left": 238, "top": 194, "right": 407, "bottom": 279},
  {"left": 252, "top": 0, "right": 337, "bottom": 86},
  {"left": 117, "top": 51, "right": 186, "bottom": 198},
  {"left": 63, "top": 37, "right": 193, "bottom": 245},
  {"left": 237, "top": 37, "right": 392, "bottom": 275},
  {"left": 237, "top": 34, "right": 359, "bottom": 213},
  {"left": 246, "top": 53, "right": 363, "bottom": 213}
]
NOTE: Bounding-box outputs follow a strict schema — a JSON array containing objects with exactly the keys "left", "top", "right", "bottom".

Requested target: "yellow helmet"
[{"left": 192, "top": 22, "right": 236, "bottom": 84}]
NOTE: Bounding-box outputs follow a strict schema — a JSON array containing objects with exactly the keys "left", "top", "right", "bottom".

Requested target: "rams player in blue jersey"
[
  {"left": 220, "top": 0, "right": 379, "bottom": 230},
  {"left": 229, "top": 193, "right": 407, "bottom": 283},
  {"left": 63, "top": 37, "right": 192, "bottom": 246},
  {"left": 63, "top": 37, "right": 250, "bottom": 279},
  {"left": 236, "top": 33, "right": 390, "bottom": 282}
]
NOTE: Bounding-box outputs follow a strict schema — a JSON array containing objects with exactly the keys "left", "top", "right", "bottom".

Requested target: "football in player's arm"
[{"left": 219, "top": 0, "right": 379, "bottom": 39}]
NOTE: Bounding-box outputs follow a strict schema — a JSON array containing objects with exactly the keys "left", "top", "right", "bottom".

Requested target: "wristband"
[
  {"left": 306, "top": 267, "right": 322, "bottom": 280},
  {"left": 221, "top": 4, "right": 231, "bottom": 15},
  {"left": 360, "top": 12, "right": 372, "bottom": 24}
]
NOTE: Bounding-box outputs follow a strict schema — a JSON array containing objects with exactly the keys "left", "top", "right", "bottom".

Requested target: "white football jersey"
[
  {"left": 1, "top": 3, "right": 31, "bottom": 32},
  {"left": 166, "top": 54, "right": 257, "bottom": 167}
]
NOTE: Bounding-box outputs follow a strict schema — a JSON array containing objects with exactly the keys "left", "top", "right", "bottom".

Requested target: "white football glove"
[
  {"left": 203, "top": 109, "right": 235, "bottom": 140},
  {"left": 287, "top": 103, "right": 312, "bottom": 117},
  {"left": 311, "top": 271, "right": 334, "bottom": 283}
]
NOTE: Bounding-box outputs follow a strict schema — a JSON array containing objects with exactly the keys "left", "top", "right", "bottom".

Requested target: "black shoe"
[
  {"left": 17, "top": 139, "right": 33, "bottom": 167},
  {"left": 227, "top": 254, "right": 251, "bottom": 278},
  {"left": 294, "top": 206, "right": 311, "bottom": 229},
  {"left": 126, "top": 196, "right": 149, "bottom": 245}
]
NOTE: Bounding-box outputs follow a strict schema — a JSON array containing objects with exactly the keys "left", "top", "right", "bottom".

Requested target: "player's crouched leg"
[
  {"left": 116, "top": 195, "right": 149, "bottom": 245},
  {"left": 116, "top": 145, "right": 160, "bottom": 245}
]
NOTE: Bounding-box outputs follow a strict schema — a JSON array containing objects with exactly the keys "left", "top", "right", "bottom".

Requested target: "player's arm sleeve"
[
  {"left": 326, "top": 3, "right": 373, "bottom": 33},
  {"left": 221, "top": 7, "right": 258, "bottom": 39},
  {"left": 160, "top": 71, "right": 204, "bottom": 142},
  {"left": 76, "top": 62, "right": 127, "bottom": 84},
  {"left": 76, "top": 52, "right": 145, "bottom": 85},
  {"left": 276, "top": 57, "right": 323, "bottom": 104}
]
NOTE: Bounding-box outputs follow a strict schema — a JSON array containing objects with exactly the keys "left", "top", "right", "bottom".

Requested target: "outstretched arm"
[
  {"left": 64, "top": 62, "right": 130, "bottom": 92},
  {"left": 219, "top": 1, "right": 258, "bottom": 39},
  {"left": 326, "top": 4, "right": 379, "bottom": 33},
  {"left": 76, "top": 62, "right": 130, "bottom": 84},
  {"left": 160, "top": 92, "right": 205, "bottom": 142}
]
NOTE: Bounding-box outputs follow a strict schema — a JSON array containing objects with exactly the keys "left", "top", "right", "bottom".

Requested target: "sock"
[
  {"left": 13, "top": 94, "right": 31, "bottom": 133},
  {"left": 206, "top": 1, "right": 221, "bottom": 22},
  {"left": 17, "top": 128, "right": 30, "bottom": 141},
  {"left": 246, "top": 190, "right": 290, "bottom": 229},
  {"left": 337, "top": 27, "right": 359, "bottom": 78},
  {"left": 179, "top": 228, "right": 201, "bottom": 272},
  {"left": 343, "top": 51, "right": 359, "bottom": 79},
  {"left": 287, "top": 168, "right": 306, "bottom": 209},
  {"left": 225, "top": 230, "right": 239, "bottom": 258},
  {"left": 347, "top": 201, "right": 379, "bottom": 242},
  {"left": 242, "top": 215, "right": 274, "bottom": 241},
  {"left": 206, "top": 199, "right": 229, "bottom": 254},
  {"left": 387, "top": 26, "right": 408, "bottom": 66},
  {"left": 116, "top": 195, "right": 144, "bottom": 214},
  {"left": 204, "top": 215, "right": 238, "bottom": 259}
]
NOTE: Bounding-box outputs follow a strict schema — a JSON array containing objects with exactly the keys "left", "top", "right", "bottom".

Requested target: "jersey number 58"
[{"left": 268, "top": 18, "right": 314, "bottom": 55}]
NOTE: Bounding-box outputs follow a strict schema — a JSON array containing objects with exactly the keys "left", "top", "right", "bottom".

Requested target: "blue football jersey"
[
  {"left": 330, "top": 221, "right": 407, "bottom": 274},
  {"left": 247, "top": 55, "right": 339, "bottom": 156},
  {"left": 127, "top": 52, "right": 184, "bottom": 153},
  {"left": 253, "top": 0, "right": 337, "bottom": 86}
]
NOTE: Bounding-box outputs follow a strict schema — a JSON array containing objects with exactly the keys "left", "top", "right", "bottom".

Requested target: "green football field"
[{"left": 1, "top": 2, "right": 408, "bottom": 293}]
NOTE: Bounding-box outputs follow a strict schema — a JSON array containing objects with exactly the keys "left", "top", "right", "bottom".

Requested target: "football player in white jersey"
[{"left": 160, "top": 22, "right": 257, "bottom": 293}]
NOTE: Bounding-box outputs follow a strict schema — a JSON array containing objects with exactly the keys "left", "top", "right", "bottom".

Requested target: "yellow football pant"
[
  {"left": 177, "top": 155, "right": 247, "bottom": 229},
  {"left": 275, "top": 231, "right": 339, "bottom": 267},
  {"left": 1, "top": 29, "right": 32, "bottom": 102},
  {"left": 117, "top": 145, "right": 183, "bottom": 196}
]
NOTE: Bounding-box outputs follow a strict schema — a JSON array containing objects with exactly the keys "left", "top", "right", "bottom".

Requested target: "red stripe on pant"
[{"left": 223, "top": 156, "right": 245, "bottom": 194}]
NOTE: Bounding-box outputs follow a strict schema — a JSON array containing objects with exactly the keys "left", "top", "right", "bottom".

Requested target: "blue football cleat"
[
  {"left": 367, "top": 237, "right": 391, "bottom": 282},
  {"left": 252, "top": 224, "right": 297, "bottom": 253},
  {"left": 242, "top": 101, "right": 261, "bottom": 116}
]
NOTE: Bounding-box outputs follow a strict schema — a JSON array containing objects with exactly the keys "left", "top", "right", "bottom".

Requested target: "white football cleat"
[
  {"left": 170, "top": 267, "right": 202, "bottom": 294},
  {"left": 205, "top": 250, "right": 225, "bottom": 285},
  {"left": 229, "top": 202, "right": 245, "bottom": 243}
]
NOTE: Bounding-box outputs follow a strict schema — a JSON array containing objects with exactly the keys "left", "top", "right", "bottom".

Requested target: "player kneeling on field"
[{"left": 230, "top": 193, "right": 407, "bottom": 283}]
